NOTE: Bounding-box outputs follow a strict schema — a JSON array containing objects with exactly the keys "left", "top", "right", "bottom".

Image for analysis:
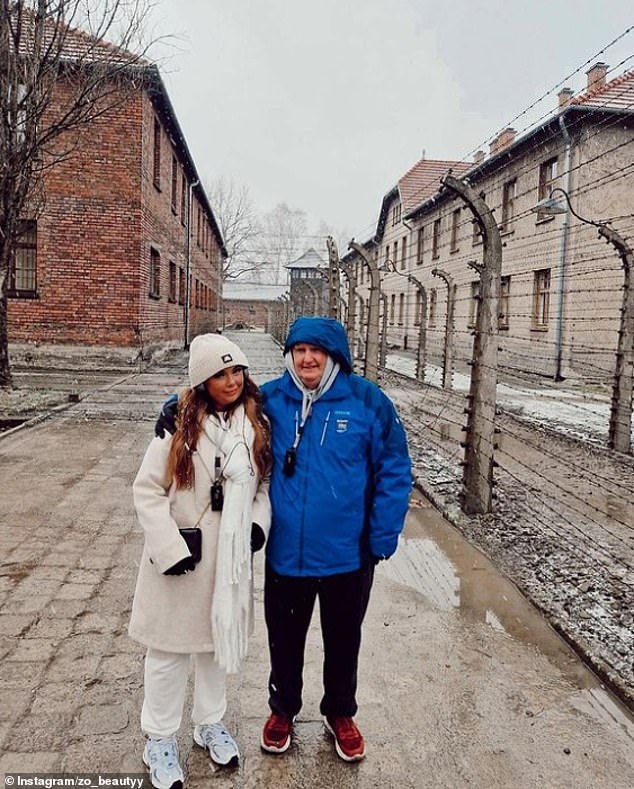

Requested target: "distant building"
[
  {"left": 346, "top": 63, "right": 634, "bottom": 383},
  {"left": 8, "top": 17, "right": 225, "bottom": 362},
  {"left": 222, "top": 283, "right": 289, "bottom": 331},
  {"left": 286, "top": 248, "right": 328, "bottom": 317}
]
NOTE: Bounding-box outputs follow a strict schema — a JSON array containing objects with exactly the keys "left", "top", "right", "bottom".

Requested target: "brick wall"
[
  {"left": 8, "top": 74, "right": 223, "bottom": 352},
  {"left": 223, "top": 300, "right": 272, "bottom": 330},
  {"left": 8, "top": 77, "right": 144, "bottom": 347}
]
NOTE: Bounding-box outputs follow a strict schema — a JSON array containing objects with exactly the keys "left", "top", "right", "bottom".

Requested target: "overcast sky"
[{"left": 148, "top": 0, "right": 633, "bottom": 244}]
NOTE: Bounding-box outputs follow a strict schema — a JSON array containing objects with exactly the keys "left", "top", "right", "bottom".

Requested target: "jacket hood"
[{"left": 283, "top": 317, "right": 353, "bottom": 372}]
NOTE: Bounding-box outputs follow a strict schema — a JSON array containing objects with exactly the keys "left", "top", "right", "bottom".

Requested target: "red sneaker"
[
  {"left": 324, "top": 716, "right": 366, "bottom": 761},
  {"left": 261, "top": 712, "right": 293, "bottom": 754}
]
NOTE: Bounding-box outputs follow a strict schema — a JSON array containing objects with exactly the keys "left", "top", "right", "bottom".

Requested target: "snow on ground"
[
  {"left": 386, "top": 352, "right": 634, "bottom": 446},
  {"left": 383, "top": 352, "right": 634, "bottom": 710}
]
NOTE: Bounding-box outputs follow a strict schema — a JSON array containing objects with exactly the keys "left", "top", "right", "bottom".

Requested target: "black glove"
[
  {"left": 155, "top": 395, "right": 178, "bottom": 438},
  {"left": 251, "top": 523, "right": 265, "bottom": 553},
  {"left": 164, "top": 555, "right": 197, "bottom": 575}
]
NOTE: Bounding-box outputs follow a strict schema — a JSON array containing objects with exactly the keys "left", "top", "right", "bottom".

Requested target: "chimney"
[
  {"left": 586, "top": 62, "right": 608, "bottom": 92},
  {"left": 558, "top": 87, "right": 574, "bottom": 108},
  {"left": 497, "top": 127, "right": 516, "bottom": 150},
  {"left": 490, "top": 128, "right": 515, "bottom": 155},
  {"left": 473, "top": 150, "right": 485, "bottom": 165}
]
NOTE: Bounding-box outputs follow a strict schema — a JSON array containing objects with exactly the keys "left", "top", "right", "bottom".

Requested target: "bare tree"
[
  {"left": 0, "top": 0, "right": 156, "bottom": 386},
  {"left": 205, "top": 176, "right": 262, "bottom": 281},
  {"left": 260, "top": 202, "right": 307, "bottom": 285}
]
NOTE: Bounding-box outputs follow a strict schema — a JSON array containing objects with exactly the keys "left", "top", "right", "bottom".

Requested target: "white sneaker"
[
  {"left": 194, "top": 722, "right": 240, "bottom": 766},
  {"left": 143, "top": 736, "right": 184, "bottom": 789}
]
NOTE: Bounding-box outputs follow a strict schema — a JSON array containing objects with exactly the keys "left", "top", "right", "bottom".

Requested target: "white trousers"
[{"left": 141, "top": 648, "right": 227, "bottom": 738}]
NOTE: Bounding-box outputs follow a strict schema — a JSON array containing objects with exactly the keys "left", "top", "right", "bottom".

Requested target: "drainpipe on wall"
[
  {"left": 554, "top": 113, "right": 573, "bottom": 380},
  {"left": 184, "top": 179, "right": 200, "bottom": 349}
]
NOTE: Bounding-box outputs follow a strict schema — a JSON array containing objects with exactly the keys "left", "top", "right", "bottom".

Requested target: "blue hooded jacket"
[{"left": 261, "top": 317, "right": 412, "bottom": 577}]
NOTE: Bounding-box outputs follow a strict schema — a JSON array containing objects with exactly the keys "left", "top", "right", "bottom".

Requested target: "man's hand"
[
  {"left": 164, "top": 555, "right": 197, "bottom": 575},
  {"left": 251, "top": 523, "right": 265, "bottom": 553},
  {"left": 155, "top": 395, "right": 178, "bottom": 438}
]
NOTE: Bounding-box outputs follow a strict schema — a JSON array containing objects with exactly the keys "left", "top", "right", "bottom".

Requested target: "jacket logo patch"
[
  {"left": 221, "top": 353, "right": 233, "bottom": 363},
  {"left": 336, "top": 419, "right": 348, "bottom": 433}
]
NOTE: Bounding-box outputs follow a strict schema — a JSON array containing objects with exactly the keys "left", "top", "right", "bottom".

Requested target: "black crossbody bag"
[
  {"left": 178, "top": 499, "right": 211, "bottom": 565},
  {"left": 178, "top": 527, "right": 202, "bottom": 564}
]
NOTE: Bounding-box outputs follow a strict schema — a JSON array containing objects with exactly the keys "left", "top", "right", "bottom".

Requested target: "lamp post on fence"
[
  {"left": 339, "top": 257, "right": 358, "bottom": 351},
  {"left": 348, "top": 240, "right": 382, "bottom": 382},
  {"left": 431, "top": 267, "right": 457, "bottom": 390},
  {"left": 387, "top": 260, "right": 427, "bottom": 383},
  {"left": 325, "top": 236, "right": 341, "bottom": 320},
  {"left": 355, "top": 291, "right": 367, "bottom": 362},
  {"left": 533, "top": 188, "right": 633, "bottom": 455},
  {"left": 442, "top": 172, "right": 502, "bottom": 515},
  {"left": 379, "top": 293, "right": 388, "bottom": 368}
]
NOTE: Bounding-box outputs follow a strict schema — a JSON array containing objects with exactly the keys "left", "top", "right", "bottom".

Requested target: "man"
[{"left": 156, "top": 317, "right": 411, "bottom": 762}]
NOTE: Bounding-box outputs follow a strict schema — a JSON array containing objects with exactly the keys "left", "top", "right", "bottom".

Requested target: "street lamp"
[{"left": 533, "top": 187, "right": 633, "bottom": 454}]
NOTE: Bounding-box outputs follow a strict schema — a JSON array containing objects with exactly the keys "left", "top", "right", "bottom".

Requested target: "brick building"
[
  {"left": 222, "top": 283, "right": 288, "bottom": 331},
  {"left": 8, "top": 27, "right": 225, "bottom": 363},
  {"left": 346, "top": 63, "right": 634, "bottom": 384}
]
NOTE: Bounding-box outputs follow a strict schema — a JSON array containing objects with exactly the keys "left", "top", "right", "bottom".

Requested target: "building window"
[
  {"left": 501, "top": 179, "right": 516, "bottom": 232},
  {"left": 392, "top": 202, "right": 402, "bottom": 226},
  {"left": 499, "top": 275, "right": 511, "bottom": 330},
  {"left": 537, "top": 157, "right": 558, "bottom": 220},
  {"left": 450, "top": 208, "right": 460, "bottom": 252},
  {"left": 532, "top": 269, "right": 551, "bottom": 329},
  {"left": 8, "top": 220, "right": 37, "bottom": 295},
  {"left": 178, "top": 267, "right": 185, "bottom": 305},
  {"left": 149, "top": 247, "right": 160, "bottom": 298},
  {"left": 153, "top": 118, "right": 161, "bottom": 189},
  {"left": 171, "top": 155, "right": 178, "bottom": 214},
  {"left": 468, "top": 280, "right": 480, "bottom": 328},
  {"left": 429, "top": 288, "right": 437, "bottom": 326},
  {"left": 398, "top": 292, "right": 405, "bottom": 325},
  {"left": 416, "top": 227, "right": 424, "bottom": 264},
  {"left": 432, "top": 218, "right": 441, "bottom": 259},
  {"left": 401, "top": 236, "right": 407, "bottom": 270},
  {"left": 472, "top": 193, "right": 484, "bottom": 245},
  {"left": 392, "top": 240, "right": 398, "bottom": 269},
  {"left": 389, "top": 293, "right": 395, "bottom": 324},
  {"left": 168, "top": 261, "right": 176, "bottom": 302}
]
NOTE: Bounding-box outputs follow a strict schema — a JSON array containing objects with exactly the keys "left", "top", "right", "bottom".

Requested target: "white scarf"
[{"left": 201, "top": 405, "right": 255, "bottom": 673}]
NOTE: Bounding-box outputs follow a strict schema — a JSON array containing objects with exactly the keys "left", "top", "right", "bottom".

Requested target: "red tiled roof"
[
  {"left": 398, "top": 158, "right": 471, "bottom": 216},
  {"left": 571, "top": 68, "right": 634, "bottom": 111},
  {"left": 15, "top": 5, "right": 146, "bottom": 66}
]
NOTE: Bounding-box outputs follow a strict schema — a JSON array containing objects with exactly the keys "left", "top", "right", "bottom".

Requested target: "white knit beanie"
[{"left": 188, "top": 334, "right": 249, "bottom": 388}]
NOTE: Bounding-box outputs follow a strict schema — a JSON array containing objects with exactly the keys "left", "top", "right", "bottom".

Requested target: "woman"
[{"left": 129, "top": 333, "right": 271, "bottom": 789}]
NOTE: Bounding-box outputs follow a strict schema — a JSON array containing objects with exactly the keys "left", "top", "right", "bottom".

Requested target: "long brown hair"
[{"left": 166, "top": 375, "right": 271, "bottom": 490}]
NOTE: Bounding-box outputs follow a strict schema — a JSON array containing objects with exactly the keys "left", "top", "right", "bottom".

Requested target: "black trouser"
[{"left": 264, "top": 562, "right": 374, "bottom": 719}]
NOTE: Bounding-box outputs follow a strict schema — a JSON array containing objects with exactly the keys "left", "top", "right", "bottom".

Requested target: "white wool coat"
[{"left": 128, "top": 417, "right": 271, "bottom": 654}]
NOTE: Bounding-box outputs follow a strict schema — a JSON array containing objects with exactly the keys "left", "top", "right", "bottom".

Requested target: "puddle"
[{"left": 380, "top": 492, "right": 634, "bottom": 736}]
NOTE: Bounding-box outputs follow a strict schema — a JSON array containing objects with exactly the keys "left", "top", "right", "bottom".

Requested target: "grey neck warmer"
[{"left": 284, "top": 352, "right": 341, "bottom": 423}]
